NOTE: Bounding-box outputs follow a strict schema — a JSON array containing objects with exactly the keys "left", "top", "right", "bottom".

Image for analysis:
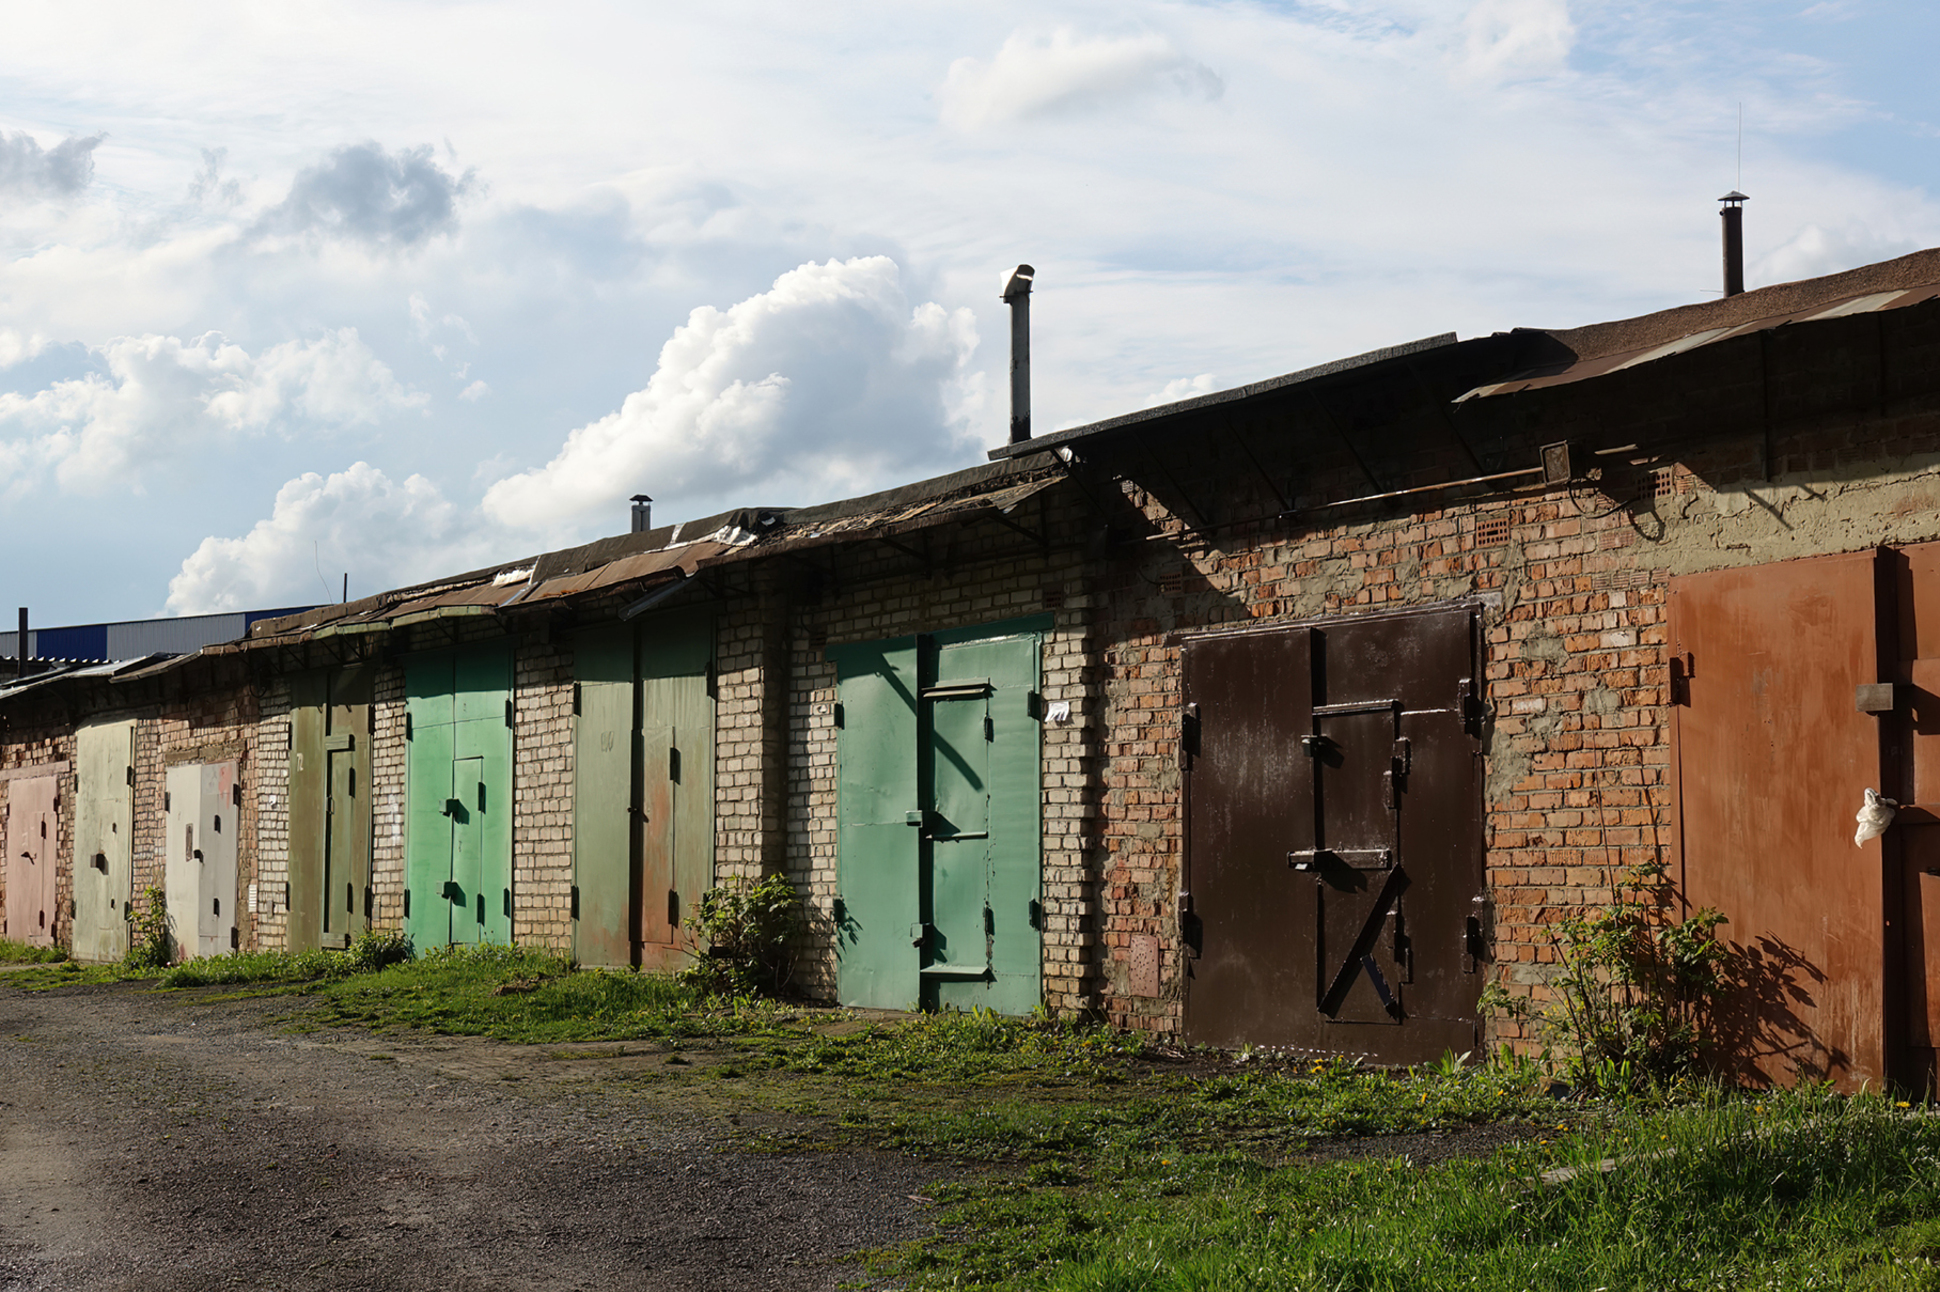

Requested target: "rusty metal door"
[
  {"left": 1672, "top": 552, "right": 1887, "bottom": 1088},
  {"left": 5, "top": 774, "right": 59, "bottom": 947},
  {"left": 1183, "top": 605, "right": 1483, "bottom": 1060}
]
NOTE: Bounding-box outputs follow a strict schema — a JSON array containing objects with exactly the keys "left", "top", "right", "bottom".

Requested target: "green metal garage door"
[
  {"left": 404, "top": 642, "right": 513, "bottom": 949},
  {"left": 832, "top": 617, "right": 1045, "bottom": 1014}
]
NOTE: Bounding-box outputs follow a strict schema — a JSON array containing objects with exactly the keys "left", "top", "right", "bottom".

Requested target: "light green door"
[
  {"left": 573, "top": 625, "right": 636, "bottom": 967},
  {"left": 833, "top": 618, "right": 1046, "bottom": 1014},
  {"left": 73, "top": 720, "right": 135, "bottom": 964},
  {"left": 287, "top": 671, "right": 328, "bottom": 950},
  {"left": 640, "top": 615, "right": 714, "bottom": 969},
  {"left": 405, "top": 642, "right": 513, "bottom": 950},
  {"left": 291, "top": 667, "right": 374, "bottom": 952}
]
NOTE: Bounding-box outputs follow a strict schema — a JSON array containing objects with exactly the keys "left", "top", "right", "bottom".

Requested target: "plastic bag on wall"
[{"left": 1855, "top": 788, "right": 1898, "bottom": 847}]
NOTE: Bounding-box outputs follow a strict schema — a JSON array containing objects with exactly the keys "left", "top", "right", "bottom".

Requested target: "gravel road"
[{"left": 0, "top": 979, "right": 943, "bottom": 1291}]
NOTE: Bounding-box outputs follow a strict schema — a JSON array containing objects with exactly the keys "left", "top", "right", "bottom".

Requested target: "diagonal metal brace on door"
[{"left": 1318, "top": 866, "right": 1410, "bottom": 1020}]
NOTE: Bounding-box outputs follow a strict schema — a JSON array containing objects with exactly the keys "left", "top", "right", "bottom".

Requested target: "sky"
[{"left": 3, "top": 0, "right": 1937, "bottom": 624}]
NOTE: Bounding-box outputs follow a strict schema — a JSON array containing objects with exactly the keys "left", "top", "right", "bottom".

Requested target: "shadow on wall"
[{"left": 1707, "top": 933, "right": 1840, "bottom": 1087}]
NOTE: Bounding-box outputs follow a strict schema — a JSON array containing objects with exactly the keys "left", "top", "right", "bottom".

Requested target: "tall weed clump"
[{"left": 681, "top": 874, "right": 805, "bottom": 997}]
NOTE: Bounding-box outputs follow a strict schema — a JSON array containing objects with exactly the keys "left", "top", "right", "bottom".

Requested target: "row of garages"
[{"left": 9, "top": 248, "right": 1940, "bottom": 1088}]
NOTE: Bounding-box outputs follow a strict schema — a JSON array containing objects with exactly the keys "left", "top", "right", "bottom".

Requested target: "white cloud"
[
  {"left": 166, "top": 461, "right": 501, "bottom": 614},
  {"left": 0, "top": 330, "right": 51, "bottom": 369},
  {"left": 459, "top": 379, "right": 491, "bottom": 401},
  {"left": 1143, "top": 373, "right": 1217, "bottom": 408},
  {"left": 1457, "top": 0, "right": 1575, "bottom": 82},
  {"left": 0, "top": 328, "right": 421, "bottom": 495},
  {"left": 1754, "top": 221, "right": 1921, "bottom": 286},
  {"left": 941, "top": 28, "right": 1223, "bottom": 131},
  {"left": 481, "top": 256, "right": 977, "bottom": 534}
]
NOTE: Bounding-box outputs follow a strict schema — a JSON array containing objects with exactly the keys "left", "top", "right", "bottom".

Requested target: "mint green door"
[
  {"left": 834, "top": 618, "right": 1045, "bottom": 1014},
  {"left": 449, "top": 757, "right": 488, "bottom": 944},
  {"left": 405, "top": 642, "right": 513, "bottom": 950}
]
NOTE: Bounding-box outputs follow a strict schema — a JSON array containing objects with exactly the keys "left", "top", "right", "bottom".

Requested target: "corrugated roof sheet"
[
  {"left": 1458, "top": 248, "right": 1940, "bottom": 402},
  {"left": 222, "top": 464, "right": 1064, "bottom": 657}
]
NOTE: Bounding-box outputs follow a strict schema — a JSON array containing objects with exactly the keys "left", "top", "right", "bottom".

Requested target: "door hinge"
[
  {"left": 572, "top": 682, "right": 582, "bottom": 716},
  {"left": 504, "top": 698, "right": 514, "bottom": 728},
  {"left": 571, "top": 885, "right": 580, "bottom": 920},
  {"left": 1181, "top": 702, "right": 1200, "bottom": 770}
]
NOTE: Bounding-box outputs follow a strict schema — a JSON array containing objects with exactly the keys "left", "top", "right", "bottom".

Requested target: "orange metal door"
[{"left": 1672, "top": 551, "right": 1887, "bottom": 1089}]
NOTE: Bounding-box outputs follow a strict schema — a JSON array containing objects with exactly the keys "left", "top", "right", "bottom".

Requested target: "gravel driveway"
[{"left": 0, "top": 979, "right": 943, "bottom": 1291}]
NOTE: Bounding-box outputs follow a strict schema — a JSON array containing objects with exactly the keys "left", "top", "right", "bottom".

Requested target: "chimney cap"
[
  {"left": 630, "top": 493, "right": 653, "bottom": 503},
  {"left": 1719, "top": 190, "right": 1749, "bottom": 205},
  {"left": 1001, "top": 265, "right": 1035, "bottom": 301}
]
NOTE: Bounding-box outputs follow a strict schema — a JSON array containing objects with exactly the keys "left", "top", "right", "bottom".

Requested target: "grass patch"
[
  {"left": 303, "top": 944, "right": 803, "bottom": 1042},
  {"left": 0, "top": 938, "right": 67, "bottom": 965},
  {"left": 877, "top": 1089, "right": 1940, "bottom": 1291}
]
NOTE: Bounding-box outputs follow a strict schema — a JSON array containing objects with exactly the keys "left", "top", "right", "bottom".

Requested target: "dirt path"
[{"left": 0, "top": 981, "right": 943, "bottom": 1291}]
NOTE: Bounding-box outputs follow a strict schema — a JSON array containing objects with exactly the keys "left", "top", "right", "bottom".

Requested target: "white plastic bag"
[{"left": 1855, "top": 788, "right": 1898, "bottom": 847}]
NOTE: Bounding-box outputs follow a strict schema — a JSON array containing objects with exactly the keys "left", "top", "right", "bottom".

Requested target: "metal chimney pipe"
[
  {"left": 1002, "top": 265, "right": 1034, "bottom": 444},
  {"left": 630, "top": 494, "right": 653, "bottom": 534},
  {"left": 1720, "top": 192, "right": 1748, "bottom": 298},
  {"left": 16, "top": 606, "right": 26, "bottom": 678}
]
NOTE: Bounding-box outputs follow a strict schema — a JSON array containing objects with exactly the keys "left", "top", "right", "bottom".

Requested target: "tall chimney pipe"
[
  {"left": 1002, "top": 265, "right": 1034, "bottom": 444},
  {"left": 1720, "top": 191, "right": 1748, "bottom": 298},
  {"left": 16, "top": 606, "right": 26, "bottom": 678},
  {"left": 630, "top": 494, "right": 653, "bottom": 534}
]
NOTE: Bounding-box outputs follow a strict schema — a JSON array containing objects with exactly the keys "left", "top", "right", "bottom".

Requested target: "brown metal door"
[
  {"left": 1309, "top": 703, "right": 1405, "bottom": 1025},
  {"left": 1182, "top": 628, "right": 1315, "bottom": 1049},
  {"left": 1315, "top": 610, "right": 1484, "bottom": 1060},
  {"left": 1184, "top": 605, "right": 1483, "bottom": 1059},
  {"left": 1672, "top": 551, "right": 1886, "bottom": 1089}
]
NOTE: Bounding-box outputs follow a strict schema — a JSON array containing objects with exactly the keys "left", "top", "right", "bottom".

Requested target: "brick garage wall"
[
  {"left": 0, "top": 708, "right": 78, "bottom": 949},
  {"left": 369, "top": 662, "right": 408, "bottom": 932},
  {"left": 716, "top": 595, "right": 781, "bottom": 887},
  {"left": 252, "top": 676, "right": 293, "bottom": 949},
  {"left": 777, "top": 484, "right": 1103, "bottom": 1012},
  {"left": 513, "top": 633, "right": 574, "bottom": 951},
  {"left": 1084, "top": 305, "right": 1940, "bottom": 1046}
]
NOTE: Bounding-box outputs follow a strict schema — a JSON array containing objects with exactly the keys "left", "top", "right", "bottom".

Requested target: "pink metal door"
[{"left": 5, "top": 774, "right": 60, "bottom": 947}]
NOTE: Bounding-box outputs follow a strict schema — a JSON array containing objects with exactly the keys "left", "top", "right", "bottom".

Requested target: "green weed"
[
  {"left": 878, "top": 1088, "right": 1940, "bottom": 1290},
  {"left": 0, "top": 938, "right": 67, "bottom": 964}
]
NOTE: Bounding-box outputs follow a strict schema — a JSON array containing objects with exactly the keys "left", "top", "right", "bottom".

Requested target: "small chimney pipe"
[
  {"left": 1720, "top": 191, "right": 1748, "bottom": 298},
  {"left": 630, "top": 494, "right": 653, "bottom": 534},
  {"left": 16, "top": 606, "right": 26, "bottom": 678},
  {"left": 1002, "top": 265, "right": 1034, "bottom": 444}
]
